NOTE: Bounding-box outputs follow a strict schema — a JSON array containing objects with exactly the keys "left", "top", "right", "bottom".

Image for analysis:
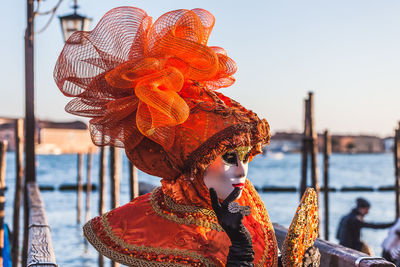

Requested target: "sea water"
[{"left": 3, "top": 152, "right": 396, "bottom": 266}]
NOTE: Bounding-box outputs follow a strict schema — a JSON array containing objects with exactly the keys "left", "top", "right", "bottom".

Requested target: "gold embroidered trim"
[
  {"left": 150, "top": 187, "right": 224, "bottom": 232},
  {"left": 164, "top": 193, "right": 216, "bottom": 217},
  {"left": 83, "top": 221, "right": 190, "bottom": 267}
]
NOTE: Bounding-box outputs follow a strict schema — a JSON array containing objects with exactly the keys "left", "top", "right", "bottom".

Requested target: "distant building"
[
  {"left": 271, "top": 132, "right": 385, "bottom": 153},
  {"left": 352, "top": 135, "right": 384, "bottom": 153},
  {"left": 0, "top": 117, "right": 97, "bottom": 154},
  {"left": 331, "top": 135, "right": 384, "bottom": 153},
  {"left": 331, "top": 136, "right": 355, "bottom": 153}
]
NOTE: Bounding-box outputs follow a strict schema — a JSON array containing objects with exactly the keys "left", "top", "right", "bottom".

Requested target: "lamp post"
[
  {"left": 22, "top": 1, "right": 90, "bottom": 266},
  {"left": 24, "top": 0, "right": 91, "bottom": 187},
  {"left": 59, "top": 0, "right": 91, "bottom": 43}
]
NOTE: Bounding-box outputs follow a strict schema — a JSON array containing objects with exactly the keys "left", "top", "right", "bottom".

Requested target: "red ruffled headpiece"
[{"left": 54, "top": 6, "right": 269, "bottom": 180}]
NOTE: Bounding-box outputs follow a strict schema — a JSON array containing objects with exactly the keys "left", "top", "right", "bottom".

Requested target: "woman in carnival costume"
[{"left": 54, "top": 6, "right": 319, "bottom": 266}]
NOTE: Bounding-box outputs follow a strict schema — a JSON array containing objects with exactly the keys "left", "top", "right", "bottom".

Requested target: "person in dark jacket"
[{"left": 336, "top": 198, "right": 394, "bottom": 255}]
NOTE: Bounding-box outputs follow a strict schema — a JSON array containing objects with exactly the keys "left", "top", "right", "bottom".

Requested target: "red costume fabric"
[
  {"left": 54, "top": 6, "right": 278, "bottom": 266},
  {"left": 84, "top": 180, "right": 277, "bottom": 266}
]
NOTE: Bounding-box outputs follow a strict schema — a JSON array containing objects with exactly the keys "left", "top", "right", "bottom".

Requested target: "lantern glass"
[{"left": 59, "top": 13, "right": 91, "bottom": 43}]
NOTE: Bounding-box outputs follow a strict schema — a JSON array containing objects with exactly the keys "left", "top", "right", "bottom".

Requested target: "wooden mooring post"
[
  {"left": 395, "top": 122, "right": 400, "bottom": 219},
  {"left": 300, "top": 98, "right": 311, "bottom": 198},
  {"left": 109, "top": 147, "right": 120, "bottom": 267},
  {"left": 129, "top": 163, "right": 139, "bottom": 200},
  {"left": 99, "top": 147, "right": 107, "bottom": 215},
  {"left": 300, "top": 93, "right": 320, "bottom": 197},
  {"left": 309, "top": 93, "right": 320, "bottom": 197},
  {"left": 12, "top": 119, "right": 24, "bottom": 267},
  {"left": 110, "top": 147, "right": 120, "bottom": 209},
  {"left": 85, "top": 151, "right": 93, "bottom": 223},
  {"left": 98, "top": 146, "right": 107, "bottom": 267},
  {"left": 22, "top": 0, "right": 37, "bottom": 265},
  {"left": 0, "top": 141, "right": 7, "bottom": 266},
  {"left": 323, "top": 130, "right": 331, "bottom": 240},
  {"left": 299, "top": 92, "right": 320, "bottom": 234},
  {"left": 77, "top": 153, "right": 83, "bottom": 224}
]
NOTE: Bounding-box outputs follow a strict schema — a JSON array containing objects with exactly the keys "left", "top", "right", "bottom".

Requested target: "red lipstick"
[{"left": 232, "top": 183, "right": 245, "bottom": 189}]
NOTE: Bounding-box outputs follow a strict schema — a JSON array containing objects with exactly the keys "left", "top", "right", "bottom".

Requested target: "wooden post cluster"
[
  {"left": 395, "top": 122, "right": 400, "bottom": 219},
  {"left": 323, "top": 130, "right": 331, "bottom": 240},
  {"left": 0, "top": 141, "right": 8, "bottom": 266},
  {"left": 299, "top": 92, "right": 320, "bottom": 234},
  {"left": 12, "top": 119, "right": 24, "bottom": 267}
]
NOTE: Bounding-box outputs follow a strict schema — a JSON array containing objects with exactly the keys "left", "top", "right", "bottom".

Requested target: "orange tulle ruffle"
[{"left": 54, "top": 7, "right": 237, "bottom": 151}]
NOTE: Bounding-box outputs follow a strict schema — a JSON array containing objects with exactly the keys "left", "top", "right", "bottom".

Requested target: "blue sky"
[{"left": 1, "top": 0, "right": 399, "bottom": 137}]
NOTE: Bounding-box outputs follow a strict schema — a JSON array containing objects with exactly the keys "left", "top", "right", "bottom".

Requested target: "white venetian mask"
[{"left": 203, "top": 146, "right": 251, "bottom": 201}]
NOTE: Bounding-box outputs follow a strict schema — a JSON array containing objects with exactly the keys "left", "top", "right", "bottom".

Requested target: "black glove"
[
  {"left": 278, "top": 254, "right": 283, "bottom": 267},
  {"left": 210, "top": 187, "right": 254, "bottom": 267}
]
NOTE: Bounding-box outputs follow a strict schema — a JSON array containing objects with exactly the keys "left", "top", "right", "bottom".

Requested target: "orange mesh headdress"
[{"left": 54, "top": 6, "right": 270, "bottom": 181}]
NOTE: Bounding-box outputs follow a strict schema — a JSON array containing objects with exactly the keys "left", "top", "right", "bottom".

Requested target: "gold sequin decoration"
[
  {"left": 226, "top": 146, "right": 252, "bottom": 161},
  {"left": 281, "top": 187, "right": 319, "bottom": 267}
]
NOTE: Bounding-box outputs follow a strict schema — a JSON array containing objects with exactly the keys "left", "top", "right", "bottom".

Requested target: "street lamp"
[
  {"left": 59, "top": 0, "right": 91, "bottom": 43},
  {"left": 22, "top": 0, "right": 91, "bottom": 264}
]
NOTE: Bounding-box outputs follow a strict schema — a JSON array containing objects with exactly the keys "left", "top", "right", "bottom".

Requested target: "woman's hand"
[
  {"left": 209, "top": 187, "right": 254, "bottom": 267},
  {"left": 210, "top": 187, "right": 251, "bottom": 238}
]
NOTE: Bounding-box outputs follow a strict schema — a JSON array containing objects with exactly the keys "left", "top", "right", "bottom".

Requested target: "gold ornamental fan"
[{"left": 282, "top": 188, "right": 319, "bottom": 267}]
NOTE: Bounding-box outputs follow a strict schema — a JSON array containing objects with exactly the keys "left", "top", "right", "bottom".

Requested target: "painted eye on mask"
[
  {"left": 222, "top": 151, "right": 238, "bottom": 166},
  {"left": 222, "top": 146, "right": 252, "bottom": 166}
]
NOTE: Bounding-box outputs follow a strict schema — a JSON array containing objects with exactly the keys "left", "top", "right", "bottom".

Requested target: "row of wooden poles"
[
  {"left": 0, "top": 120, "right": 24, "bottom": 266},
  {"left": 0, "top": 119, "right": 140, "bottom": 266},
  {"left": 75, "top": 147, "right": 139, "bottom": 223},
  {"left": 76, "top": 146, "right": 139, "bottom": 267},
  {"left": 0, "top": 120, "right": 50, "bottom": 267},
  {"left": 300, "top": 92, "right": 400, "bottom": 240}
]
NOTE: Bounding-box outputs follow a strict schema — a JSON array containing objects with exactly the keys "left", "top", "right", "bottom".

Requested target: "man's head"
[{"left": 356, "top": 197, "right": 371, "bottom": 216}]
